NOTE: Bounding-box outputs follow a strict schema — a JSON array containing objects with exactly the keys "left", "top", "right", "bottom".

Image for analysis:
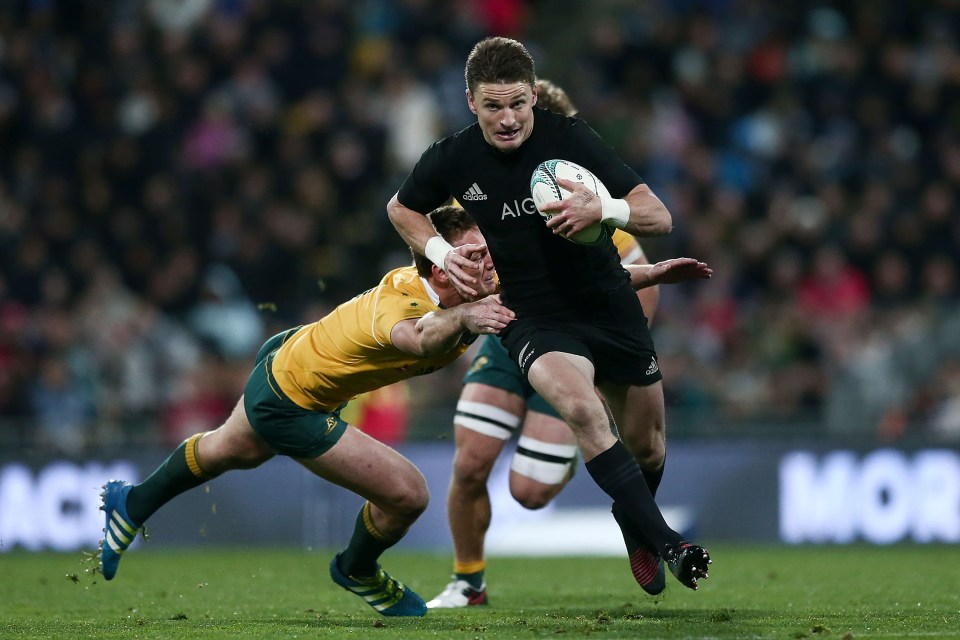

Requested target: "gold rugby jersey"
[
  {"left": 269, "top": 266, "right": 471, "bottom": 411},
  {"left": 612, "top": 229, "right": 644, "bottom": 265}
]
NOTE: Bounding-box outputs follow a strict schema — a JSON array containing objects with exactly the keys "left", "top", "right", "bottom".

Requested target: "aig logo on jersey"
[{"left": 461, "top": 182, "right": 488, "bottom": 201}]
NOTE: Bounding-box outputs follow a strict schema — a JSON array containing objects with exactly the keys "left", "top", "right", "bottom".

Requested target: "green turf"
[{"left": 2, "top": 545, "right": 959, "bottom": 639}]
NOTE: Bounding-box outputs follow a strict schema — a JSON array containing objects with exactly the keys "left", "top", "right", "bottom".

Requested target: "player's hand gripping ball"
[{"left": 530, "top": 159, "right": 610, "bottom": 245}]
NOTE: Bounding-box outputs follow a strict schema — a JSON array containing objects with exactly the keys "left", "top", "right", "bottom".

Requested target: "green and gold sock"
[
  {"left": 126, "top": 433, "right": 212, "bottom": 524},
  {"left": 338, "top": 502, "right": 397, "bottom": 578},
  {"left": 453, "top": 560, "right": 486, "bottom": 589}
]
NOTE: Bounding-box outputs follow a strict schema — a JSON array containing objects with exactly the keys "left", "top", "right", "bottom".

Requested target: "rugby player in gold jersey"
[{"left": 98, "top": 205, "right": 513, "bottom": 617}]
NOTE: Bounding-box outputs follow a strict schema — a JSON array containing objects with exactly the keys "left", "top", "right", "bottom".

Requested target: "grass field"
[{"left": 3, "top": 545, "right": 959, "bottom": 639}]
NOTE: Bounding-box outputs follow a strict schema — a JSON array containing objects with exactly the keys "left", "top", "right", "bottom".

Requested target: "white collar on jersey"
[{"left": 420, "top": 277, "right": 441, "bottom": 306}]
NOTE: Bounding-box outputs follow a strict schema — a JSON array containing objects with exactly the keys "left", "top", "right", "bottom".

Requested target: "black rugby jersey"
[{"left": 397, "top": 108, "right": 645, "bottom": 317}]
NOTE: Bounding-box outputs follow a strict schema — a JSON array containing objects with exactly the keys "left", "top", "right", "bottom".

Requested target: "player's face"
[
  {"left": 467, "top": 82, "right": 537, "bottom": 153},
  {"left": 455, "top": 227, "right": 497, "bottom": 293}
]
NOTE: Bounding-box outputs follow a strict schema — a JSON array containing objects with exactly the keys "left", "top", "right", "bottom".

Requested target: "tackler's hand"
[{"left": 460, "top": 294, "right": 515, "bottom": 335}]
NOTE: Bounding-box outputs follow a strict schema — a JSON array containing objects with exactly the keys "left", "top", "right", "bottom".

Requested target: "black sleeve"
[
  {"left": 396, "top": 141, "right": 452, "bottom": 214},
  {"left": 570, "top": 120, "right": 644, "bottom": 199}
]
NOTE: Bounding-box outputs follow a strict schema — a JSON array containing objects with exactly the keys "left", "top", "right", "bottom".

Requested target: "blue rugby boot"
[
  {"left": 99, "top": 480, "right": 142, "bottom": 580},
  {"left": 329, "top": 554, "right": 427, "bottom": 617}
]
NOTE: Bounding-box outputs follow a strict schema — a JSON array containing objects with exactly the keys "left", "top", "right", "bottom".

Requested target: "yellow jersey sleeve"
[
  {"left": 611, "top": 229, "right": 646, "bottom": 265},
  {"left": 270, "top": 266, "right": 471, "bottom": 411}
]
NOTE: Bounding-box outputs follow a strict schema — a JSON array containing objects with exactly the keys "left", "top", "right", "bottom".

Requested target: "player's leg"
[
  {"left": 526, "top": 350, "right": 704, "bottom": 584},
  {"left": 101, "top": 325, "right": 297, "bottom": 560},
  {"left": 431, "top": 335, "right": 528, "bottom": 608},
  {"left": 597, "top": 380, "right": 668, "bottom": 594},
  {"left": 508, "top": 408, "right": 578, "bottom": 509},
  {"left": 602, "top": 381, "right": 711, "bottom": 590},
  {"left": 603, "top": 379, "right": 666, "bottom": 496},
  {"left": 428, "top": 382, "right": 520, "bottom": 608},
  {"left": 592, "top": 285, "right": 710, "bottom": 591},
  {"left": 298, "top": 426, "right": 429, "bottom": 617},
  {"left": 99, "top": 397, "right": 274, "bottom": 580},
  {"left": 528, "top": 349, "right": 679, "bottom": 528}
]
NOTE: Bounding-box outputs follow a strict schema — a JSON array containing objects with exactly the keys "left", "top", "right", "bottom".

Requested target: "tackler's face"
[
  {"left": 467, "top": 81, "right": 537, "bottom": 154},
  {"left": 455, "top": 227, "right": 497, "bottom": 294}
]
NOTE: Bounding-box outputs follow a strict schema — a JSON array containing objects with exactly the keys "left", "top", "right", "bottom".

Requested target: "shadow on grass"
[{"left": 249, "top": 605, "right": 781, "bottom": 629}]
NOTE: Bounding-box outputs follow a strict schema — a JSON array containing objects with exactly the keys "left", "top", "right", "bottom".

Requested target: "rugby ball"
[{"left": 530, "top": 159, "right": 611, "bottom": 245}]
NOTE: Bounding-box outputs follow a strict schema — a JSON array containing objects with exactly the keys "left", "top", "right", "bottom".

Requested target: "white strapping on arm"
[
  {"left": 424, "top": 235, "right": 455, "bottom": 268},
  {"left": 600, "top": 197, "right": 631, "bottom": 229}
]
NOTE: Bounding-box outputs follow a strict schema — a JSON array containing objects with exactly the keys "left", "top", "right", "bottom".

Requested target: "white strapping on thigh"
[
  {"left": 516, "top": 435, "right": 578, "bottom": 459},
  {"left": 454, "top": 400, "right": 520, "bottom": 440},
  {"left": 511, "top": 436, "right": 579, "bottom": 484}
]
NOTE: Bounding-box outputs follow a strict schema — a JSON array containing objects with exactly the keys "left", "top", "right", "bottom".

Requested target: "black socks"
[{"left": 585, "top": 440, "right": 681, "bottom": 555}]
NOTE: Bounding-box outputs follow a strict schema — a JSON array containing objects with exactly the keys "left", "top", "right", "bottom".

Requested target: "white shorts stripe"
[{"left": 516, "top": 436, "right": 578, "bottom": 459}]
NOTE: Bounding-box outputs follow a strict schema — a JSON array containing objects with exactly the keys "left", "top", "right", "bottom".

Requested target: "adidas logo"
[
  {"left": 461, "top": 182, "right": 488, "bottom": 201},
  {"left": 646, "top": 357, "right": 659, "bottom": 376}
]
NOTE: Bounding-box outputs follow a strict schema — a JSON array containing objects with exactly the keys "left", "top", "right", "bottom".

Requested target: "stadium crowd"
[{"left": 2, "top": 0, "right": 959, "bottom": 453}]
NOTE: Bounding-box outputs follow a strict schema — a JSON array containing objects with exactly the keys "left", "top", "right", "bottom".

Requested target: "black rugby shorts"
[{"left": 499, "top": 284, "right": 662, "bottom": 387}]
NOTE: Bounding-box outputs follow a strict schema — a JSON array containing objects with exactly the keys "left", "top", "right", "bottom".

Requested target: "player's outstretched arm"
[
  {"left": 626, "top": 258, "right": 713, "bottom": 290},
  {"left": 391, "top": 295, "right": 515, "bottom": 358},
  {"left": 387, "top": 193, "right": 486, "bottom": 299}
]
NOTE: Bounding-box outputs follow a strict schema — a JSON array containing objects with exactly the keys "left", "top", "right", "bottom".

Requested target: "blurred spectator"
[
  {"left": 161, "top": 355, "right": 234, "bottom": 448},
  {"left": 188, "top": 263, "right": 265, "bottom": 361},
  {"left": 797, "top": 244, "right": 871, "bottom": 322},
  {"left": 929, "top": 359, "right": 960, "bottom": 442},
  {"left": 29, "top": 354, "right": 95, "bottom": 455}
]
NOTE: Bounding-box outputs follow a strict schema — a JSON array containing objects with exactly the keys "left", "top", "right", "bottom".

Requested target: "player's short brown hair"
[
  {"left": 413, "top": 205, "right": 479, "bottom": 277},
  {"left": 465, "top": 37, "right": 536, "bottom": 95}
]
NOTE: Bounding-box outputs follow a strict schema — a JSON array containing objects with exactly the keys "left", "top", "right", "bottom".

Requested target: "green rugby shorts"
[{"left": 243, "top": 326, "right": 348, "bottom": 459}]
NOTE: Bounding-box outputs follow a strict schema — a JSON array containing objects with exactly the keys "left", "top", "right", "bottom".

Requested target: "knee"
[
  {"left": 451, "top": 450, "right": 495, "bottom": 492},
  {"left": 622, "top": 430, "right": 665, "bottom": 471},
  {"left": 228, "top": 448, "right": 270, "bottom": 470},
  {"left": 508, "top": 444, "right": 576, "bottom": 510},
  {"left": 201, "top": 431, "right": 271, "bottom": 473},
  {"left": 559, "top": 397, "right": 605, "bottom": 431},
  {"left": 510, "top": 483, "right": 554, "bottom": 510},
  {"left": 390, "top": 474, "right": 430, "bottom": 522}
]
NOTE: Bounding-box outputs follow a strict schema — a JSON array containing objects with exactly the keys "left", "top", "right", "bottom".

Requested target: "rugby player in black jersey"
[
  {"left": 387, "top": 37, "right": 712, "bottom": 592},
  {"left": 428, "top": 80, "right": 714, "bottom": 608}
]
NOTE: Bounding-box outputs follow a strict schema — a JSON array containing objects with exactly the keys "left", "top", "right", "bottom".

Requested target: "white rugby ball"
[{"left": 530, "top": 159, "right": 611, "bottom": 245}]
